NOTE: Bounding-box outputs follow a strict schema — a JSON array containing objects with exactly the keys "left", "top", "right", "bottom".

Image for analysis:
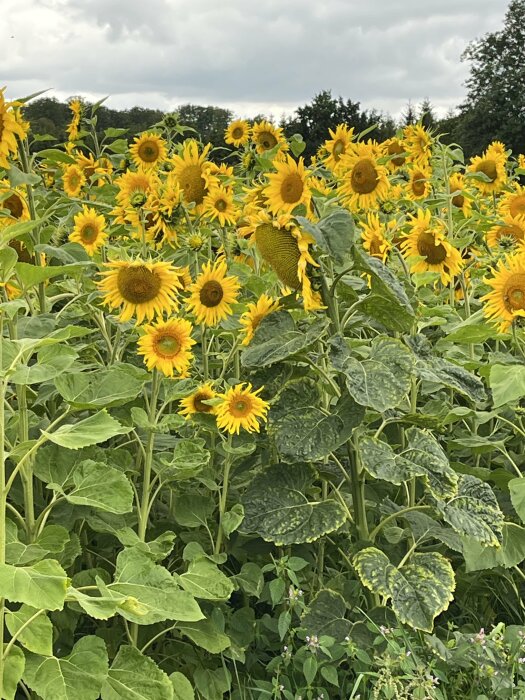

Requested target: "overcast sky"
[{"left": 1, "top": 0, "right": 509, "bottom": 121}]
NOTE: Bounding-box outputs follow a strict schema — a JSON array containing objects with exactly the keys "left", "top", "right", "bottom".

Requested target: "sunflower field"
[{"left": 2, "top": 88, "right": 525, "bottom": 700}]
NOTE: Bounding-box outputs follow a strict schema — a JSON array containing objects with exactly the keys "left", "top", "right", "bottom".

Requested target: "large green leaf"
[
  {"left": 103, "top": 548, "right": 204, "bottom": 625},
  {"left": 5, "top": 605, "right": 53, "bottom": 656},
  {"left": 2, "top": 644, "right": 25, "bottom": 700},
  {"left": 177, "top": 618, "right": 231, "bottom": 654},
  {"left": 242, "top": 318, "right": 328, "bottom": 368},
  {"left": 297, "top": 208, "right": 355, "bottom": 266},
  {"left": 177, "top": 559, "right": 234, "bottom": 601},
  {"left": 101, "top": 646, "right": 173, "bottom": 700},
  {"left": 154, "top": 439, "right": 210, "bottom": 482},
  {"left": 55, "top": 365, "right": 145, "bottom": 409},
  {"left": 462, "top": 524, "right": 525, "bottom": 572},
  {"left": 354, "top": 548, "right": 455, "bottom": 632},
  {"left": 301, "top": 589, "right": 352, "bottom": 640},
  {"left": 10, "top": 345, "right": 78, "bottom": 385},
  {"left": 509, "top": 477, "right": 525, "bottom": 523},
  {"left": 5, "top": 521, "right": 69, "bottom": 566},
  {"left": 43, "top": 410, "right": 132, "bottom": 450},
  {"left": 23, "top": 636, "right": 108, "bottom": 700},
  {"left": 0, "top": 559, "right": 68, "bottom": 610},
  {"left": 241, "top": 463, "right": 346, "bottom": 545},
  {"left": 272, "top": 406, "right": 343, "bottom": 462},
  {"left": 52, "top": 460, "right": 133, "bottom": 514},
  {"left": 15, "top": 261, "right": 88, "bottom": 289},
  {"left": 489, "top": 364, "right": 525, "bottom": 407},
  {"left": 329, "top": 335, "right": 413, "bottom": 412},
  {"left": 170, "top": 673, "right": 194, "bottom": 700}
]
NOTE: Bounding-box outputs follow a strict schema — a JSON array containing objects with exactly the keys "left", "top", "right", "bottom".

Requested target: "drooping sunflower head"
[
  {"left": 499, "top": 184, "right": 525, "bottom": 221},
  {"left": 251, "top": 120, "right": 287, "bottom": 155},
  {"left": 337, "top": 140, "right": 390, "bottom": 211},
  {"left": 69, "top": 205, "right": 108, "bottom": 255},
  {"left": 404, "top": 124, "right": 433, "bottom": 168},
  {"left": 215, "top": 382, "right": 269, "bottom": 434},
  {"left": 98, "top": 259, "right": 182, "bottom": 324},
  {"left": 179, "top": 383, "right": 217, "bottom": 418},
  {"left": 321, "top": 124, "right": 355, "bottom": 172},
  {"left": 468, "top": 148, "right": 507, "bottom": 194},
  {"left": 449, "top": 172, "right": 472, "bottom": 216},
  {"left": 130, "top": 133, "right": 168, "bottom": 170},
  {"left": 186, "top": 259, "right": 240, "bottom": 326},
  {"left": 239, "top": 294, "right": 281, "bottom": 345},
  {"left": 0, "top": 88, "right": 28, "bottom": 169},
  {"left": 225, "top": 120, "right": 251, "bottom": 148},
  {"left": 406, "top": 165, "right": 432, "bottom": 201},
  {"left": 486, "top": 215, "right": 525, "bottom": 251},
  {"left": 62, "top": 164, "right": 86, "bottom": 198},
  {"left": 202, "top": 185, "right": 238, "bottom": 226},
  {"left": 482, "top": 252, "right": 525, "bottom": 332},
  {"left": 114, "top": 169, "right": 158, "bottom": 210},
  {"left": 263, "top": 155, "right": 311, "bottom": 216},
  {"left": 137, "top": 317, "right": 195, "bottom": 377},
  {"left": 360, "top": 212, "right": 392, "bottom": 261},
  {"left": 0, "top": 180, "right": 29, "bottom": 228},
  {"left": 171, "top": 140, "right": 214, "bottom": 209},
  {"left": 383, "top": 137, "right": 407, "bottom": 171},
  {"left": 66, "top": 99, "right": 82, "bottom": 141},
  {"left": 401, "top": 208, "right": 463, "bottom": 285}
]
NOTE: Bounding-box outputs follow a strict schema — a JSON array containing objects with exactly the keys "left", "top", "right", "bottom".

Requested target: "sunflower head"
[
  {"left": 486, "top": 215, "right": 525, "bottom": 250},
  {"left": 0, "top": 181, "right": 29, "bottom": 228},
  {"left": 468, "top": 148, "right": 507, "bottom": 194},
  {"left": 482, "top": 253, "right": 525, "bottom": 332},
  {"left": 240, "top": 294, "right": 281, "bottom": 345},
  {"left": 130, "top": 133, "right": 167, "bottom": 170},
  {"left": 202, "top": 185, "right": 238, "bottom": 226},
  {"left": 69, "top": 205, "right": 108, "bottom": 255},
  {"left": 361, "top": 213, "right": 392, "bottom": 261},
  {"left": 179, "top": 383, "right": 218, "bottom": 418},
  {"left": 251, "top": 120, "right": 287, "bottom": 155},
  {"left": 321, "top": 124, "right": 355, "bottom": 172},
  {"left": 62, "top": 164, "right": 86, "bottom": 198},
  {"left": 499, "top": 184, "right": 525, "bottom": 221},
  {"left": 225, "top": 120, "right": 251, "bottom": 148},
  {"left": 337, "top": 141, "right": 390, "bottom": 210},
  {"left": 263, "top": 155, "right": 311, "bottom": 215},
  {"left": 187, "top": 259, "right": 240, "bottom": 326},
  {"left": 137, "top": 317, "right": 195, "bottom": 377},
  {"left": 215, "top": 383, "right": 269, "bottom": 434},
  {"left": 171, "top": 140, "right": 213, "bottom": 209}
]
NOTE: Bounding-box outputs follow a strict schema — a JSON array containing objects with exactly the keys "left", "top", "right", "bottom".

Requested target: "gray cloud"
[{"left": 1, "top": 0, "right": 510, "bottom": 118}]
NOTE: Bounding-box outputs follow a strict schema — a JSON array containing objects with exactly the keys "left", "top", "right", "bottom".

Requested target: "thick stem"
[
  {"left": 214, "top": 435, "right": 233, "bottom": 555},
  {"left": 17, "top": 385, "right": 35, "bottom": 541},
  {"left": 137, "top": 371, "right": 160, "bottom": 541},
  {"left": 0, "top": 317, "right": 6, "bottom": 696}
]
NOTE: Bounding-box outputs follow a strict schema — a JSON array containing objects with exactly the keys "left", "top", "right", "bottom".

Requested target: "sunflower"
[
  {"left": 215, "top": 383, "right": 269, "bottom": 434},
  {"left": 449, "top": 172, "right": 472, "bottom": 216},
  {"left": 69, "top": 205, "right": 108, "bottom": 255},
  {"left": 406, "top": 166, "right": 432, "bottom": 201},
  {"left": 114, "top": 169, "right": 157, "bottom": 210},
  {"left": 360, "top": 213, "right": 392, "bottom": 261},
  {"left": 468, "top": 147, "right": 507, "bottom": 195},
  {"left": 401, "top": 208, "right": 463, "bottom": 285},
  {"left": 62, "top": 164, "right": 86, "bottom": 198},
  {"left": 0, "top": 181, "right": 29, "bottom": 228},
  {"left": 517, "top": 154, "right": 525, "bottom": 170},
  {"left": 404, "top": 124, "right": 432, "bottom": 168},
  {"left": 251, "top": 210, "right": 322, "bottom": 310},
  {"left": 239, "top": 294, "right": 281, "bottom": 345},
  {"left": 383, "top": 137, "right": 407, "bottom": 171},
  {"left": 337, "top": 141, "right": 390, "bottom": 210},
  {"left": 187, "top": 260, "right": 240, "bottom": 326},
  {"left": 175, "top": 266, "right": 192, "bottom": 292},
  {"left": 482, "top": 252, "right": 525, "bottom": 332},
  {"left": 0, "top": 89, "right": 28, "bottom": 169},
  {"left": 131, "top": 175, "right": 182, "bottom": 247},
  {"left": 202, "top": 185, "right": 238, "bottom": 226},
  {"left": 137, "top": 318, "right": 195, "bottom": 377},
  {"left": 179, "top": 383, "right": 217, "bottom": 418},
  {"left": 98, "top": 259, "right": 182, "bottom": 324},
  {"left": 251, "top": 120, "right": 287, "bottom": 154},
  {"left": 263, "top": 156, "right": 311, "bottom": 216},
  {"left": 130, "top": 133, "right": 167, "bottom": 170},
  {"left": 486, "top": 214, "right": 525, "bottom": 250},
  {"left": 66, "top": 99, "right": 82, "bottom": 141},
  {"left": 321, "top": 124, "right": 355, "bottom": 173},
  {"left": 171, "top": 140, "right": 214, "bottom": 210},
  {"left": 499, "top": 184, "right": 525, "bottom": 221},
  {"left": 225, "top": 120, "right": 251, "bottom": 148}
]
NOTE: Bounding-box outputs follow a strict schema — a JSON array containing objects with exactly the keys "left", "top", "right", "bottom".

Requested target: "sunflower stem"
[
  {"left": 201, "top": 325, "right": 209, "bottom": 380},
  {"left": 214, "top": 434, "right": 233, "bottom": 555},
  {"left": 0, "top": 313, "right": 6, "bottom": 698}
]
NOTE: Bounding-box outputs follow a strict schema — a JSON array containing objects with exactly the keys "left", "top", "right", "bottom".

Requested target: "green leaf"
[
  {"left": 242, "top": 318, "right": 328, "bottom": 368},
  {"left": 177, "top": 618, "right": 231, "bottom": 654},
  {"left": 297, "top": 208, "right": 355, "bottom": 266},
  {"left": 193, "top": 667, "right": 231, "bottom": 700},
  {"left": 272, "top": 406, "right": 343, "bottom": 462},
  {"left": 357, "top": 293, "right": 415, "bottom": 333},
  {"left": 56, "top": 460, "right": 133, "bottom": 514},
  {"left": 0, "top": 218, "right": 45, "bottom": 246},
  {"left": 329, "top": 335, "right": 413, "bottom": 412},
  {"left": 43, "top": 410, "right": 132, "bottom": 450},
  {"left": 23, "top": 636, "right": 108, "bottom": 700},
  {"left": 354, "top": 548, "right": 455, "bottom": 632},
  {"left": 177, "top": 559, "right": 234, "bottom": 601},
  {"left": 101, "top": 646, "right": 173, "bottom": 700},
  {"left": 241, "top": 463, "right": 346, "bottom": 545},
  {"left": 509, "top": 477, "right": 525, "bottom": 523},
  {"left": 5, "top": 605, "right": 53, "bottom": 656},
  {"left": 55, "top": 365, "right": 145, "bottom": 409},
  {"left": 463, "top": 524, "right": 525, "bottom": 572},
  {"left": 0, "top": 559, "right": 68, "bottom": 610},
  {"left": 440, "top": 475, "right": 503, "bottom": 547},
  {"left": 154, "top": 439, "right": 210, "bottom": 482},
  {"left": 36, "top": 148, "right": 77, "bottom": 164},
  {"left": 5, "top": 522, "right": 69, "bottom": 566},
  {"left": 67, "top": 586, "right": 146, "bottom": 621},
  {"left": 7, "top": 163, "right": 41, "bottom": 185},
  {"left": 416, "top": 356, "right": 486, "bottom": 402},
  {"left": 303, "top": 655, "right": 318, "bottom": 686},
  {"left": 170, "top": 672, "right": 194, "bottom": 700},
  {"left": 301, "top": 589, "right": 352, "bottom": 640},
  {"left": 15, "top": 262, "right": 88, "bottom": 289},
  {"left": 233, "top": 563, "right": 264, "bottom": 597},
  {"left": 221, "top": 504, "right": 244, "bottom": 536},
  {"left": 104, "top": 548, "right": 204, "bottom": 625},
  {"left": 490, "top": 364, "right": 525, "bottom": 407},
  {"left": 2, "top": 644, "right": 25, "bottom": 700},
  {"left": 10, "top": 345, "right": 78, "bottom": 385},
  {"left": 173, "top": 494, "right": 214, "bottom": 528}
]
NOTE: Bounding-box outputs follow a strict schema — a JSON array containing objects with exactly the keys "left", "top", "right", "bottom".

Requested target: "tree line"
[{"left": 23, "top": 0, "right": 525, "bottom": 161}]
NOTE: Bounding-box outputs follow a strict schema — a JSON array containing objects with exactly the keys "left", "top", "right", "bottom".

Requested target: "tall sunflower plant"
[{"left": 1, "top": 92, "right": 525, "bottom": 699}]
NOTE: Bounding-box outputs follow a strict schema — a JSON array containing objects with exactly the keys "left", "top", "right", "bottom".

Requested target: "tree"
[
  {"left": 400, "top": 100, "right": 417, "bottom": 127},
  {"left": 417, "top": 99, "right": 437, "bottom": 130},
  {"left": 455, "top": 0, "right": 525, "bottom": 155}
]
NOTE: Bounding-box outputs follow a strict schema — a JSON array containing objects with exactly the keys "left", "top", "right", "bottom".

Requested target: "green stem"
[
  {"left": 0, "top": 315, "right": 6, "bottom": 697},
  {"left": 369, "top": 505, "right": 432, "bottom": 542},
  {"left": 2, "top": 609, "right": 45, "bottom": 660},
  {"left": 138, "top": 371, "right": 160, "bottom": 541},
  {"left": 17, "top": 385, "right": 35, "bottom": 541},
  {"left": 201, "top": 325, "right": 209, "bottom": 381},
  {"left": 214, "top": 435, "right": 233, "bottom": 555}
]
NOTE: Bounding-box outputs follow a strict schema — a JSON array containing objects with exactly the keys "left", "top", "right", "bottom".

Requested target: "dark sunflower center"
[
  {"left": 117, "top": 265, "right": 162, "bottom": 304},
  {"left": 411, "top": 173, "right": 426, "bottom": 197},
  {"left": 230, "top": 397, "right": 251, "bottom": 417},
  {"left": 388, "top": 142, "right": 405, "bottom": 166},
  {"left": 155, "top": 334, "right": 180, "bottom": 356},
  {"left": 194, "top": 393, "right": 213, "bottom": 413},
  {"left": 504, "top": 273, "right": 525, "bottom": 311},
  {"left": 254, "top": 223, "right": 301, "bottom": 288},
  {"left": 215, "top": 198, "right": 228, "bottom": 212},
  {"left": 417, "top": 230, "right": 447, "bottom": 264},
  {"left": 259, "top": 132, "right": 277, "bottom": 150},
  {"left": 139, "top": 141, "right": 160, "bottom": 163},
  {"left": 496, "top": 225, "right": 524, "bottom": 243},
  {"left": 180, "top": 165, "right": 206, "bottom": 205},
  {"left": 0, "top": 114, "right": 4, "bottom": 139},
  {"left": 232, "top": 127, "right": 244, "bottom": 140},
  {"left": 510, "top": 196, "right": 525, "bottom": 218},
  {"left": 368, "top": 235, "right": 383, "bottom": 257},
  {"left": 3, "top": 193, "right": 23, "bottom": 219},
  {"left": 280, "top": 173, "right": 304, "bottom": 204},
  {"left": 476, "top": 159, "right": 498, "bottom": 182},
  {"left": 332, "top": 140, "right": 346, "bottom": 159},
  {"left": 199, "top": 280, "right": 224, "bottom": 308},
  {"left": 452, "top": 193, "right": 465, "bottom": 208},
  {"left": 84, "top": 166, "right": 96, "bottom": 178},
  {"left": 81, "top": 224, "right": 98, "bottom": 243},
  {"left": 351, "top": 158, "right": 378, "bottom": 194}
]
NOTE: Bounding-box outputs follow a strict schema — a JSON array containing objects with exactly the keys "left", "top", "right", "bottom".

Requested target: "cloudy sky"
[{"left": 1, "top": 0, "right": 509, "bottom": 120}]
